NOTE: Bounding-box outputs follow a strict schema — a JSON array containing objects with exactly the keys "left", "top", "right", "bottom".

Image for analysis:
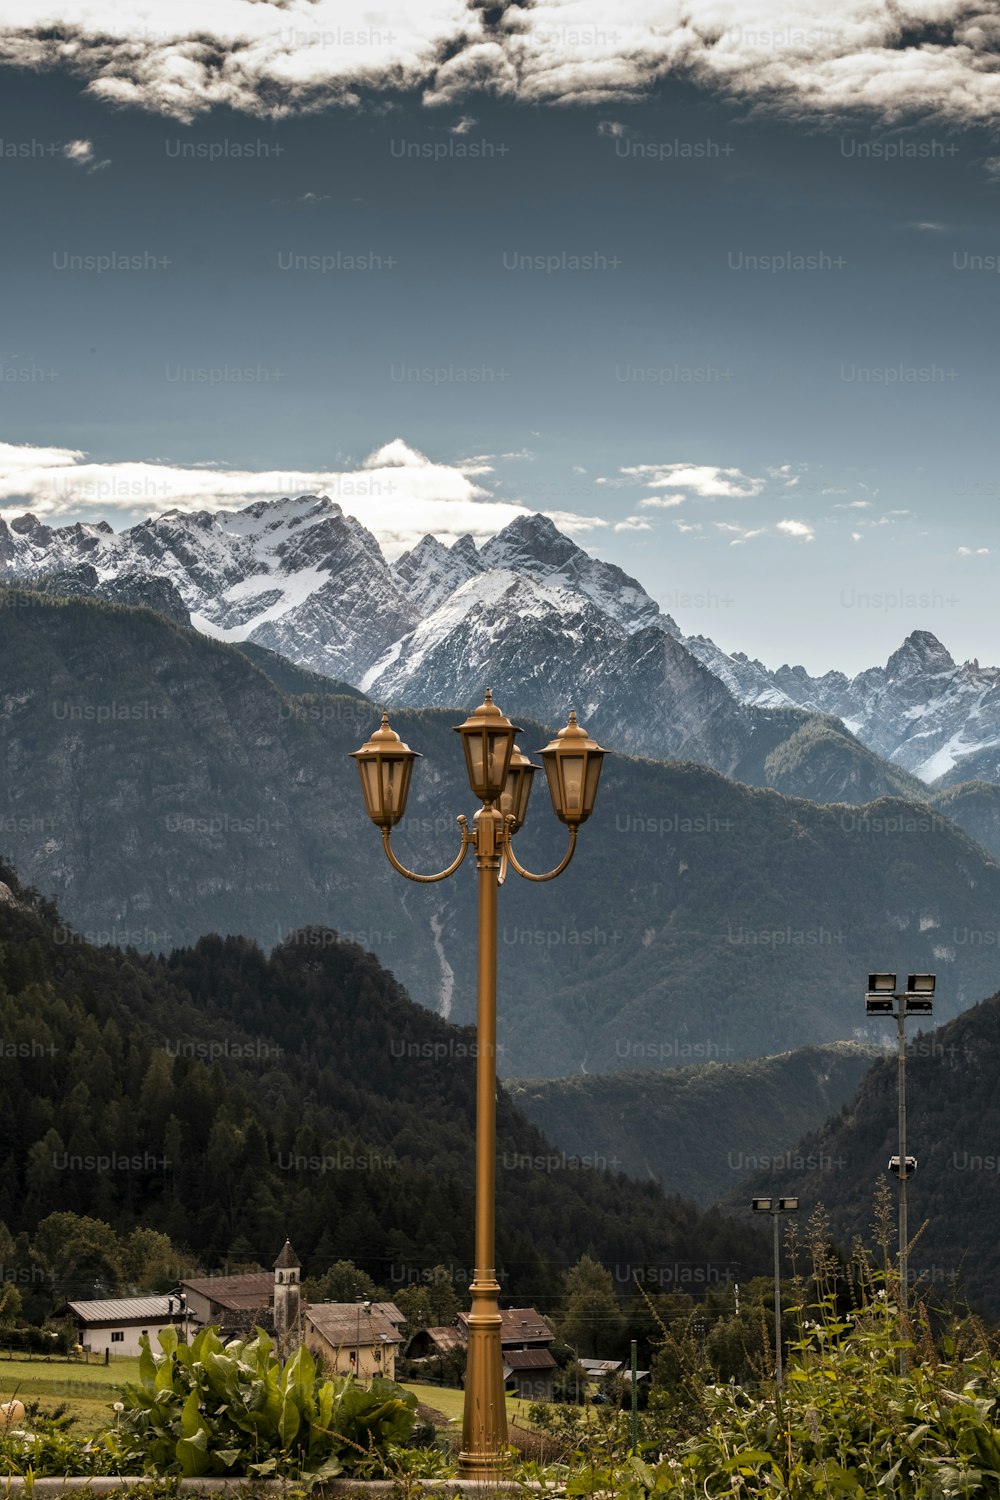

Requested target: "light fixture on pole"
[
  {"left": 352, "top": 690, "right": 606, "bottom": 1477},
  {"left": 865, "top": 970, "right": 935, "bottom": 1372},
  {"left": 751, "top": 1196, "right": 799, "bottom": 1387}
]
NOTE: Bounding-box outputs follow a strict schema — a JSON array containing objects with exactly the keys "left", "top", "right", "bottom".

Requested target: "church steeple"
[{"left": 273, "top": 1239, "right": 301, "bottom": 1356}]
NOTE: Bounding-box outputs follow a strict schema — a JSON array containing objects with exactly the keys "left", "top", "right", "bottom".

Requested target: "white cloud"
[
  {"left": 715, "top": 521, "right": 765, "bottom": 544},
  {"left": 777, "top": 518, "right": 815, "bottom": 540},
  {"left": 766, "top": 463, "right": 801, "bottom": 486},
  {"left": 621, "top": 462, "right": 764, "bottom": 499},
  {"left": 597, "top": 119, "right": 628, "bottom": 137},
  {"left": 957, "top": 545, "right": 990, "bottom": 556},
  {"left": 907, "top": 221, "right": 948, "bottom": 231},
  {"left": 984, "top": 156, "right": 1000, "bottom": 180},
  {"left": 851, "top": 531, "right": 862, "bottom": 541},
  {"left": 613, "top": 515, "right": 652, "bottom": 532},
  {"left": 2, "top": 0, "right": 998, "bottom": 123},
  {"left": 847, "top": 500, "right": 872, "bottom": 508},
  {"left": 63, "top": 137, "right": 110, "bottom": 171},
  {"left": 451, "top": 114, "right": 476, "bottom": 133},
  {"left": 0, "top": 437, "right": 605, "bottom": 554},
  {"left": 674, "top": 520, "right": 702, "bottom": 533},
  {"left": 638, "top": 494, "right": 685, "bottom": 509}
]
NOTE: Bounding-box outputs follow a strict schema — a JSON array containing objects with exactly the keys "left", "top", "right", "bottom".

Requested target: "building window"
[{"left": 111, "top": 1332, "right": 125, "bottom": 1343}]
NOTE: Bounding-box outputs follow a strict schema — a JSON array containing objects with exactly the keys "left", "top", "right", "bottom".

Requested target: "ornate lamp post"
[{"left": 351, "top": 691, "right": 606, "bottom": 1476}]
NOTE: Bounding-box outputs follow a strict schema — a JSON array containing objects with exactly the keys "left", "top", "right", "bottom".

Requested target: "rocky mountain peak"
[
  {"left": 885, "top": 631, "right": 956, "bottom": 680},
  {"left": 10, "top": 513, "right": 45, "bottom": 534},
  {"left": 392, "top": 532, "right": 486, "bottom": 615},
  {"left": 480, "top": 512, "right": 576, "bottom": 573}
]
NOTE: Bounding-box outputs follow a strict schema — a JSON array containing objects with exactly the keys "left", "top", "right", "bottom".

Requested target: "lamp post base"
[{"left": 458, "top": 1276, "right": 508, "bottom": 1477}]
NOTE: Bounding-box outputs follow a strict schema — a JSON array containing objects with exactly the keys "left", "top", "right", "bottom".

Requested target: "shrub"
[{"left": 105, "top": 1324, "right": 417, "bottom": 1482}]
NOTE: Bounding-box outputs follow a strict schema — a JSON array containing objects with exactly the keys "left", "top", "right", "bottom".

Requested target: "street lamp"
[
  {"left": 351, "top": 691, "right": 606, "bottom": 1477},
  {"left": 751, "top": 1196, "right": 799, "bottom": 1387},
  {"left": 865, "top": 971, "right": 935, "bottom": 1370}
]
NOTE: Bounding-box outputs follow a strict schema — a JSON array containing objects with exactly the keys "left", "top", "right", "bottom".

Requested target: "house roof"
[
  {"left": 580, "top": 1358, "right": 623, "bottom": 1376},
  {"left": 68, "top": 1296, "right": 180, "bottom": 1325},
  {"left": 181, "top": 1273, "right": 273, "bottom": 1310},
  {"left": 457, "top": 1307, "right": 554, "bottom": 1344},
  {"left": 407, "top": 1325, "right": 465, "bottom": 1356},
  {"left": 273, "top": 1240, "right": 299, "bottom": 1270},
  {"left": 305, "top": 1303, "right": 402, "bottom": 1348},
  {"left": 376, "top": 1301, "right": 406, "bottom": 1327},
  {"left": 503, "top": 1348, "right": 557, "bottom": 1372}
]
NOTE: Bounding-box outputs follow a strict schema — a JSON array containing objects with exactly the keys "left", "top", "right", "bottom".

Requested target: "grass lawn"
[
  {"left": 0, "top": 1356, "right": 141, "bottom": 1433},
  {"left": 401, "top": 1381, "right": 548, "bottom": 1431}
]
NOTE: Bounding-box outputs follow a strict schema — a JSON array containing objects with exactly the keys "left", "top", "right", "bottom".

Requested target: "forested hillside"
[{"left": 0, "top": 863, "right": 765, "bottom": 1313}]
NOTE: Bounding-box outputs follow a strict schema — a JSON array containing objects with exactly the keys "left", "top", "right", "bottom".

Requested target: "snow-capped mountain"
[
  {"left": 688, "top": 629, "right": 1000, "bottom": 784},
  {"left": 391, "top": 533, "right": 484, "bottom": 615},
  {"left": 0, "top": 496, "right": 418, "bottom": 682},
  {"left": 3, "top": 496, "right": 999, "bottom": 789}
]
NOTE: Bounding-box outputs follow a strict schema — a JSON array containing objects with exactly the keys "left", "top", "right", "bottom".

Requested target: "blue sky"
[{"left": 1, "top": 1, "right": 999, "bottom": 674}]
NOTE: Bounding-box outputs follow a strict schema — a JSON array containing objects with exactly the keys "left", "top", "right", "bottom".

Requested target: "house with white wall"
[{"left": 67, "top": 1294, "right": 186, "bottom": 1358}]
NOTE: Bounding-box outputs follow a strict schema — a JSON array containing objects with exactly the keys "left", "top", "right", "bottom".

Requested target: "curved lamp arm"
[
  {"left": 501, "top": 818, "right": 578, "bottom": 882},
  {"left": 380, "top": 815, "right": 471, "bottom": 883}
]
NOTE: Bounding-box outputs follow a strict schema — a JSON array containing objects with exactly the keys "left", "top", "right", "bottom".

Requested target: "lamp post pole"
[
  {"left": 465, "top": 800, "right": 506, "bottom": 1469},
  {"left": 864, "top": 972, "right": 934, "bottom": 1374},
  {"left": 751, "top": 1197, "right": 798, "bottom": 1388},
  {"left": 351, "top": 691, "right": 607, "bottom": 1478},
  {"left": 896, "top": 1003, "right": 908, "bottom": 1353}
]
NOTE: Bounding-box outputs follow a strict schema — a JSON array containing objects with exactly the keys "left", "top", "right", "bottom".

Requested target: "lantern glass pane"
[
  {"left": 500, "top": 770, "right": 519, "bottom": 820},
  {"left": 382, "top": 760, "right": 398, "bottom": 816},
  {"left": 360, "top": 760, "right": 381, "bottom": 820},
  {"left": 516, "top": 766, "right": 535, "bottom": 826},
  {"left": 465, "top": 733, "right": 486, "bottom": 790},
  {"left": 583, "top": 754, "right": 604, "bottom": 815},
  {"left": 543, "top": 757, "right": 562, "bottom": 817},
  {"left": 486, "top": 729, "right": 514, "bottom": 797},
  {"left": 501, "top": 765, "right": 535, "bottom": 829},
  {"left": 560, "top": 753, "right": 585, "bottom": 814}
]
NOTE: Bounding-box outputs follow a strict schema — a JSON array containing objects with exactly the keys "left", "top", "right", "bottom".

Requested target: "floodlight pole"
[
  {"left": 865, "top": 971, "right": 934, "bottom": 1375},
  {"left": 896, "top": 1005, "right": 909, "bottom": 1367},
  {"left": 752, "top": 1198, "right": 797, "bottom": 1387}
]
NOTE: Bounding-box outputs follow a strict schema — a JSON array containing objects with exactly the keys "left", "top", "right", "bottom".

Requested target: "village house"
[
  {"left": 66, "top": 1294, "right": 186, "bottom": 1359},
  {"left": 178, "top": 1270, "right": 274, "bottom": 1337},
  {"left": 405, "top": 1324, "right": 465, "bottom": 1363},
  {"left": 304, "top": 1300, "right": 404, "bottom": 1380},
  {"left": 432, "top": 1306, "right": 557, "bottom": 1400}
]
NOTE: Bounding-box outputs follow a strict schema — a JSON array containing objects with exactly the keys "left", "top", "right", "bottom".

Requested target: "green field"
[
  {"left": 0, "top": 1356, "right": 141, "bottom": 1433},
  {"left": 401, "top": 1382, "right": 552, "bottom": 1433},
  {"left": 0, "top": 1360, "right": 546, "bottom": 1440}
]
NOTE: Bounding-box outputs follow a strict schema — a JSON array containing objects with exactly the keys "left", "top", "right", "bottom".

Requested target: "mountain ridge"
[
  {"left": 4, "top": 589, "right": 1000, "bottom": 1078},
  {"left": 7, "top": 499, "right": 1000, "bottom": 795}
]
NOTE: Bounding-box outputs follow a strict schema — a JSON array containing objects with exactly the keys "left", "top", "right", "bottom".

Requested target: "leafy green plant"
[
  {"left": 0, "top": 1404, "right": 124, "bottom": 1477},
  {"left": 104, "top": 1324, "right": 417, "bottom": 1482}
]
